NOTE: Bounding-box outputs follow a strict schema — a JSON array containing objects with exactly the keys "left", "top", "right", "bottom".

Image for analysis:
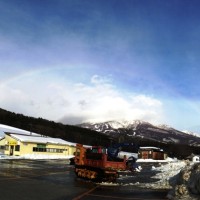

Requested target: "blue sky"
[{"left": 1, "top": 0, "right": 200, "bottom": 132}]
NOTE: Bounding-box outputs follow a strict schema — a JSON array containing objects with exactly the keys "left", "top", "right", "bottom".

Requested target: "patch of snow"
[
  {"left": 94, "top": 125, "right": 99, "bottom": 129},
  {"left": 107, "top": 121, "right": 124, "bottom": 129},
  {"left": 138, "top": 160, "right": 187, "bottom": 189},
  {"left": 169, "top": 137, "right": 180, "bottom": 143},
  {"left": 163, "top": 137, "right": 179, "bottom": 143},
  {"left": 182, "top": 130, "right": 200, "bottom": 138},
  {"left": 137, "top": 158, "right": 171, "bottom": 163},
  {"left": 139, "top": 146, "right": 162, "bottom": 150},
  {"left": 0, "top": 152, "right": 8, "bottom": 159},
  {"left": 0, "top": 153, "right": 74, "bottom": 160},
  {"left": 98, "top": 182, "right": 119, "bottom": 186},
  {"left": 22, "top": 154, "right": 74, "bottom": 159}
]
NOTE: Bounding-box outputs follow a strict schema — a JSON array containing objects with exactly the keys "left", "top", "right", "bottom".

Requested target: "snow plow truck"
[{"left": 74, "top": 143, "right": 137, "bottom": 182}]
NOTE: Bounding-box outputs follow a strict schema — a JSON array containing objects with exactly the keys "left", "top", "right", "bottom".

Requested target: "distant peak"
[{"left": 82, "top": 119, "right": 151, "bottom": 129}]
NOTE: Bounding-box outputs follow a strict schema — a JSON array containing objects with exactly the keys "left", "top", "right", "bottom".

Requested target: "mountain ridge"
[
  {"left": 80, "top": 119, "right": 200, "bottom": 137},
  {"left": 78, "top": 120, "right": 200, "bottom": 158}
]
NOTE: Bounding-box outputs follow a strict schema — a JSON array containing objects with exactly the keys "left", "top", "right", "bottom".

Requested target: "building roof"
[
  {"left": 139, "top": 146, "right": 163, "bottom": 151},
  {"left": 0, "top": 124, "right": 39, "bottom": 136},
  {"left": 8, "top": 133, "right": 76, "bottom": 146}
]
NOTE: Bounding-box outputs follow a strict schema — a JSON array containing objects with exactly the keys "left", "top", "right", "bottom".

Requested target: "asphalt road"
[{"left": 0, "top": 159, "right": 169, "bottom": 200}]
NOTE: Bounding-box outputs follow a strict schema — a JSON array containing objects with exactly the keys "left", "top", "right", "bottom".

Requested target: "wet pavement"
[{"left": 0, "top": 159, "right": 169, "bottom": 200}]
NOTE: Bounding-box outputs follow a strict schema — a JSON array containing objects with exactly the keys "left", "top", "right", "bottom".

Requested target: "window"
[
  {"left": 33, "top": 147, "right": 64, "bottom": 153},
  {"left": 0, "top": 146, "right": 5, "bottom": 150},
  {"left": 33, "top": 147, "right": 46, "bottom": 152},
  {"left": 5, "top": 145, "right": 9, "bottom": 150},
  {"left": 33, "top": 147, "right": 37, "bottom": 152},
  {"left": 39, "top": 148, "right": 46, "bottom": 152},
  {"left": 37, "top": 144, "right": 46, "bottom": 148},
  {"left": 15, "top": 145, "right": 20, "bottom": 151}
]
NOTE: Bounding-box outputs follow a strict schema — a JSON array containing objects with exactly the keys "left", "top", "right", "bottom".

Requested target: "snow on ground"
[
  {"left": 0, "top": 153, "right": 74, "bottom": 160},
  {"left": 22, "top": 154, "right": 74, "bottom": 159},
  {"left": 137, "top": 157, "right": 175, "bottom": 163},
  {"left": 99, "top": 158, "right": 189, "bottom": 189},
  {"left": 142, "top": 160, "right": 187, "bottom": 189},
  {"left": 1, "top": 151, "right": 198, "bottom": 199}
]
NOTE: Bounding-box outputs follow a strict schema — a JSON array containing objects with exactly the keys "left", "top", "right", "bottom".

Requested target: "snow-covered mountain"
[{"left": 78, "top": 120, "right": 200, "bottom": 147}]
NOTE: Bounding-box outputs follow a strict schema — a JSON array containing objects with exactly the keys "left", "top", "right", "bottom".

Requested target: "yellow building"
[
  {"left": 0, "top": 137, "right": 5, "bottom": 153},
  {"left": 1, "top": 132, "right": 76, "bottom": 158}
]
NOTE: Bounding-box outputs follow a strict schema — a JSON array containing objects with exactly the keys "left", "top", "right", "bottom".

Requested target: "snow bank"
[
  {"left": 134, "top": 159, "right": 200, "bottom": 199},
  {"left": 148, "top": 160, "right": 187, "bottom": 189},
  {"left": 167, "top": 162, "right": 200, "bottom": 200},
  {"left": 124, "top": 159, "right": 188, "bottom": 190}
]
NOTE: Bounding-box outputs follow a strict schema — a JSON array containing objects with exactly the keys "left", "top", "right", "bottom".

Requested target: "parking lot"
[{"left": 0, "top": 159, "right": 169, "bottom": 200}]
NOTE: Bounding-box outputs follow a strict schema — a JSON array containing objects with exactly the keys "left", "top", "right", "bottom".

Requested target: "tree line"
[{"left": 0, "top": 108, "right": 112, "bottom": 146}]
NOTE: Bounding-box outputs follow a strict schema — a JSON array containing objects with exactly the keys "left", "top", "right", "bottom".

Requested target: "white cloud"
[
  {"left": 59, "top": 75, "right": 165, "bottom": 124},
  {"left": 0, "top": 72, "right": 164, "bottom": 125}
]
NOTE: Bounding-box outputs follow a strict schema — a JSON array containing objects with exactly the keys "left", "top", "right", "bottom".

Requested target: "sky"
[{"left": 1, "top": 0, "right": 200, "bottom": 132}]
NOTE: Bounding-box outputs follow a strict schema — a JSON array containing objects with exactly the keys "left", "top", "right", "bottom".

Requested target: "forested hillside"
[{"left": 0, "top": 108, "right": 111, "bottom": 146}]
